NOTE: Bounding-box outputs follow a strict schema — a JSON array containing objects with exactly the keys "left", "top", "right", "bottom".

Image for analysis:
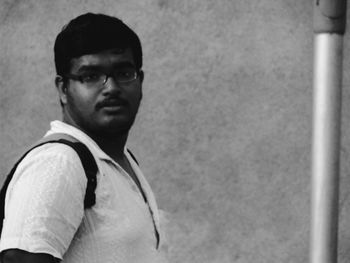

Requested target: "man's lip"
[
  {"left": 101, "top": 105, "right": 124, "bottom": 112},
  {"left": 97, "top": 99, "right": 127, "bottom": 110}
]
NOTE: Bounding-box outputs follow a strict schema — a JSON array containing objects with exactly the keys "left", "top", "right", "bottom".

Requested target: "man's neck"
[
  {"left": 61, "top": 115, "right": 129, "bottom": 161},
  {"left": 91, "top": 132, "right": 128, "bottom": 161}
]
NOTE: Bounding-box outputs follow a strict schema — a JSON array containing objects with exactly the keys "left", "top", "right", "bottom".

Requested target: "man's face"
[{"left": 58, "top": 48, "right": 143, "bottom": 138}]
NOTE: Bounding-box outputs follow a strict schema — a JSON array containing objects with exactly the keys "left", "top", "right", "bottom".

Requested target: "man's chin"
[{"left": 96, "top": 120, "right": 134, "bottom": 136}]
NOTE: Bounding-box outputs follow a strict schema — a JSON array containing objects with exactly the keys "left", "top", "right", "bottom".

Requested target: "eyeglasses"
[{"left": 64, "top": 67, "right": 139, "bottom": 87}]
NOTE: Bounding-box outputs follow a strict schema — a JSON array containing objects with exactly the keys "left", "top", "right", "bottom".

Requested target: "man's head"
[
  {"left": 54, "top": 13, "right": 142, "bottom": 76},
  {"left": 54, "top": 13, "right": 144, "bottom": 138}
]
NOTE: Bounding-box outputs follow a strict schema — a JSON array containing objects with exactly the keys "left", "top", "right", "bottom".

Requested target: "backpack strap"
[
  {"left": 127, "top": 148, "right": 139, "bottom": 165},
  {"left": 125, "top": 149, "right": 160, "bottom": 248},
  {"left": 0, "top": 133, "right": 98, "bottom": 237},
  {"left": 43, "top": 134, "right": 98, "bottom": 209}
]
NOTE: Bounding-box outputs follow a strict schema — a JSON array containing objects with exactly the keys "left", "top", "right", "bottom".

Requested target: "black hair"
[{"left": 54, "top": 13, "right": 142, "bottom": 75}]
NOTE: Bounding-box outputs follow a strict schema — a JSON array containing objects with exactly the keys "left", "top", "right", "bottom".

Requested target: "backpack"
[{"left": 0, "top": 133, "right": 98, "bottom": 237}]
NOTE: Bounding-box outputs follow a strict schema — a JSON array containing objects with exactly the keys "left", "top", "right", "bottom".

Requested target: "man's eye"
[
  {"left": 115, "top": 68, "right": 136, "bottom": 79},
  {"left": 119, "top": 71, "right": 133, "bottom": 77},
  {"left": 81, "top": 73, "right": 102, "bottom": 82}
]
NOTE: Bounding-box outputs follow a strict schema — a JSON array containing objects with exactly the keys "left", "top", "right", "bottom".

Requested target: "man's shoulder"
[
  {"left": 25, "top": 142, "right": 83, "bottom": 163},
  {"left": 5, "top": 140, "right": 88, "bottom": 202},
  {"left": 14, "top": 142, "right": 86, "bottom": 181}
]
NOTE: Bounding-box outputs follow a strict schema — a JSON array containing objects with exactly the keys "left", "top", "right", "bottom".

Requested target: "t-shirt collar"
[{"left": 46, "top": 120, "right": 117, "bottom": 162}]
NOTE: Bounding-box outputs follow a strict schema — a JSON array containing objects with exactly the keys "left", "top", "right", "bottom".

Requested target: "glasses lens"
[
  {"left": 114, "top": 67, "right": 137, "bottom": 83},
  {"left": 81, "top": 73, "right": 106, "bottom": 86}
]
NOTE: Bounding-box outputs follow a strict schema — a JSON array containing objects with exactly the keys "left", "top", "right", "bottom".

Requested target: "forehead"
[{"left": 70, "top": 48, "right": 135, "bottom": 72}]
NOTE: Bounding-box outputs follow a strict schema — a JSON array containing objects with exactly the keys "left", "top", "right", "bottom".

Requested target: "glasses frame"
[{"left": 63, "top": 70, "right": 140, "bottom": 86}]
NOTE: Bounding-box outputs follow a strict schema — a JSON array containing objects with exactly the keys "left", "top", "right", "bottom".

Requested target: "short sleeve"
[{"left": 0, "top": 143, "right": 88, "bottom": 259}]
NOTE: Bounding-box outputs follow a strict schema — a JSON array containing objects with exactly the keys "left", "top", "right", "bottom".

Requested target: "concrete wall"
[{"left": 1, "top": 0, "right": 350, "bottom": 262}]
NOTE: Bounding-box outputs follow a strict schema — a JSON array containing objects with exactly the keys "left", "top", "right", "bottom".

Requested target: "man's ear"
[
  {"left": 139, "top": 70, "right": 144, "bottom": 83},
  {"left": 138, "top": 70, "right": 144, "bottom": 101},
  {"left": 55, "top": 75, "right": 68, "bottom": 105}
]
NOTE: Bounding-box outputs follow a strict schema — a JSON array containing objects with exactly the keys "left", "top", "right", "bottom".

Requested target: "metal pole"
[{"left": 311, "top": 1, "right": 347, "bottom": 263}]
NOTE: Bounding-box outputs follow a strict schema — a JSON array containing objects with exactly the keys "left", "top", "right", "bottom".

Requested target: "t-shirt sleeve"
[{"left": 0, "top": 143, "right": 88, "bottom": 259}]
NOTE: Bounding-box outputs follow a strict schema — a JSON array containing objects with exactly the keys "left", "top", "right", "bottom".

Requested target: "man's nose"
[{"left": 102, "top": 76, "right": 122, "bottom": 94}]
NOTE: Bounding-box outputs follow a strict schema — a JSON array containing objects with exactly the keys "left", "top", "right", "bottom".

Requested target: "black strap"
[
  {"left": 127, "top": 149, "right": 139, "bottom": 165},
  {"left": 126, "top": 149, "right": 159, "bottom": 248},
  {"left": 53, "top": 139, "right": 97, "bottom": 209}
]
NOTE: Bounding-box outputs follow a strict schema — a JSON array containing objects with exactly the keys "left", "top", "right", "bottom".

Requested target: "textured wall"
[{"left": 1, "top": 0, "right": 350, "bottom": 262}]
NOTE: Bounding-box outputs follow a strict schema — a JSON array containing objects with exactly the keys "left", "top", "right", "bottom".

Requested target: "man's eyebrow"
[
  {"left": 76, "top": 65, "right": 103, "bottom": 73},
  {"left": 112, "top": 61, "right": 136, "bottom": 68},
  {"left": 76, "top": 62, "right": 136, "bottom": 73}
]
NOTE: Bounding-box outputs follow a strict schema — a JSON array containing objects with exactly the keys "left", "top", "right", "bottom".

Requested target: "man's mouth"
[{"left": 97, "top": 99, "right": 127, "bottom": 111}]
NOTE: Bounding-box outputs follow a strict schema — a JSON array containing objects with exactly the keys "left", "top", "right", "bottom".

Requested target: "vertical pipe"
[
  {"left": 310, "top": 33, "right": 344, "bottom": 263},
  {"left": 311, "top": 1, "right": 347, "bottom": 262}
]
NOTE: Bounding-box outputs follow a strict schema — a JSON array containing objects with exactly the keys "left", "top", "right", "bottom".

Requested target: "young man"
[{"left": 0, "top": 13, "right": 164, "bottom": 263}]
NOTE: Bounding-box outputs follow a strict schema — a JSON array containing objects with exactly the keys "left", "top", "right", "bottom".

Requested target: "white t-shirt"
[{"left": 0, "top": 121, "right": 167, "bottom": 263}]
